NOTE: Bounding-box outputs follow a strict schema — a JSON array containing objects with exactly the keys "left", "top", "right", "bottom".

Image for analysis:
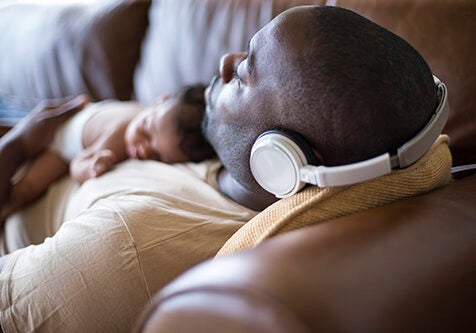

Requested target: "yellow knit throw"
[{"left": 216, "top": 135, "right": 452, "bottom": 257}]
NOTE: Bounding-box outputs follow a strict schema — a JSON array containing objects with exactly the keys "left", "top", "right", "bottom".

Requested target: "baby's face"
[{"left": 125, "top": 99, "right": 189, "bottom": 163}]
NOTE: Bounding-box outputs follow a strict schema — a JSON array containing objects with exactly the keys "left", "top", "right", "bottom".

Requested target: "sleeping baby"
[{"left": 1, "top": 84, "right": 215, "bottom": 220}]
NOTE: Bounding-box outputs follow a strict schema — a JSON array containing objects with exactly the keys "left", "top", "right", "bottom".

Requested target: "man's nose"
[{"left": 219, "top": 52, "right": 247, "bottom": 83}]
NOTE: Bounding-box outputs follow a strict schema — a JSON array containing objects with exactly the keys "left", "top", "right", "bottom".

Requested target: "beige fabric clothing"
[
  {"left": 0, "top": 159, "right": 256, "bottom": 333},
  {"left": 217, "top": 135, "right": 452, "bottom": 256},
  {"left": 0, "top": 176, "right": 79, "bottom": 256},
  {"left": 49, "top": 100, "right": 100, "bottom": 162}
]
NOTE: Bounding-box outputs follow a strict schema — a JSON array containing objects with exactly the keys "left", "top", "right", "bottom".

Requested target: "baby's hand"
[
  {"left": 89, "top": 150, "right": 117, "bottom": 178},
  {"left": 70, "top": 149, "right": 118, "bottom": 183}
]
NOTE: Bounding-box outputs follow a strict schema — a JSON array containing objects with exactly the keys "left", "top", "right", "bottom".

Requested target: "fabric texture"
[
  {"left": 49, "top": 101, "right": 103, "bottom": 161},
  {"left": 134, "top": 0, "right": 271, "bottom": 104},
  {"left": 0, "top": 176, "right": 79, "bottom": 256},
  {"left": 0, "top": 97, "right": 28, "bottom": 126},
  {"left": 0, "top": 159, "right": 256, "bottom": 333},
  {"left": 134, "top": 0, "right": 325, "bottom": 104},
  {"left": 0, "top": 0, "right": 150, "bottom": 109},
  {"left": 217, "top": 135, "right": 452, "bottom": 256}
]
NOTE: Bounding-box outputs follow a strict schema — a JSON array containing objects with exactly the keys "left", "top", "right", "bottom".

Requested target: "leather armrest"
[{"left": 138, "top": 175, "right": 476, "bottom": 332}]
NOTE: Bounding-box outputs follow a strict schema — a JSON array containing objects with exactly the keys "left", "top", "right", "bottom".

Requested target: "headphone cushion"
[{"left": 250, "top": 129, "right": 312, "bottom": 198}]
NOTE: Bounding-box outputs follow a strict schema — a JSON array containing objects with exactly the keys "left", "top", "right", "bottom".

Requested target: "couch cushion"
[
  {"left": 0, "top": 0, "right": 150, "bottom": 109},
  {"left": 134, "top": 0, "right": 325, "bottom": 105},
  {"left": 332, "top": 0, "right": 476, "bottom": 168}
]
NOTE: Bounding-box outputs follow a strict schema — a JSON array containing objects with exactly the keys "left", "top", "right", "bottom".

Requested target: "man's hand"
[
  {"left": 6, "top": 95, "right": 89, "bottom": 158},
  {"left": 0, "top": 95, "right": 89, "bottom": 219}
]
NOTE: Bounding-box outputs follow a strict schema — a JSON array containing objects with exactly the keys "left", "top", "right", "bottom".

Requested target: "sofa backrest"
[
  {"left": 134, "top": 0, "right": 326, "bottom": 105},
  {"left": 0, "top": 0, "right": 151, "bottom": 108}
]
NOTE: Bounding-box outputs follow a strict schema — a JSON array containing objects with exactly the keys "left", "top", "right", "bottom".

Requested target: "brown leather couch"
[
  {"left": 138, "top": 175, "right": 476, "bottom": 332},
  {"left": 0, "top": 0, "right": 475, "bottom": 332}
]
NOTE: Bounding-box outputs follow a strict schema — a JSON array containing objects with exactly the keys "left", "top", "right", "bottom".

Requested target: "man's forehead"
[{"left": 254, "top": 7, "right": 309, "bottom": 53}]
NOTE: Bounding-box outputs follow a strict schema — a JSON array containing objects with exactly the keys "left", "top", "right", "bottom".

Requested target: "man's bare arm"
[
  {"left": 1, "top": 152, "right": 68, "bottom": 220},
  {"left": 0, "top": 96, "right": 88, "bottom": 209}
]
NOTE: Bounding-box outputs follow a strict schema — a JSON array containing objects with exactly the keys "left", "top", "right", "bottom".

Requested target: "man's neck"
[{"left": 217, "top": 167, "right": 278, "bottom": 211}]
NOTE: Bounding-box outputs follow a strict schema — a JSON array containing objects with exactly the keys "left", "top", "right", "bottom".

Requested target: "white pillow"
[{"left": 134, "top": 0, "right": 296, "bottom": 104}]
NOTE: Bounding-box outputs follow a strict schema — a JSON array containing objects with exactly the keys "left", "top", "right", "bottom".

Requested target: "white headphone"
[{"left": 250, "top": 76, "right": 449, "bottom": 198}]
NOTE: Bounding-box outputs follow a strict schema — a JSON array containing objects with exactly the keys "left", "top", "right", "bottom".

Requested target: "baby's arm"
[
  {"left": 70, "top": 148, "right": 120, "bottom": 184},
  {"left": 70, "top": 102, "right": 141, "bottom": 184},
  {"left": 1, "top": 151, "right": 68, "bottom": 220}
]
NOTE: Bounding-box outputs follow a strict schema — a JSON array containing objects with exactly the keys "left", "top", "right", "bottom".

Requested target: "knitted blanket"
[{"left": 217, "top": 135, "right": 452, "bottom": 257}]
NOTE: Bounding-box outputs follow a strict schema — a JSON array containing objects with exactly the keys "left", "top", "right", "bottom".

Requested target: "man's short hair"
[{"left": 279, "top": 6, "right": 438, "bottom": 166}]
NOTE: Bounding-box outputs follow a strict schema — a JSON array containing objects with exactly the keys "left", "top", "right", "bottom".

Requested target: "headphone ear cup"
[{"left": 250, "top": 130, "right": 310, "bottom": 198}]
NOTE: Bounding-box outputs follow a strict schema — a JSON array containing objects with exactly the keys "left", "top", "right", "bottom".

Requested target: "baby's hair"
[{"left": 174, "top": 84, "right": 216, "bottom": 162}]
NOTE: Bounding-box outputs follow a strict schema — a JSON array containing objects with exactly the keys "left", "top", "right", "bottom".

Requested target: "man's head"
[
  {"left": 203, "top": 5, "right": 438, "bottom": 195},
  {"left": 125, "top": 84, "right": 215, "bottom": 163}
]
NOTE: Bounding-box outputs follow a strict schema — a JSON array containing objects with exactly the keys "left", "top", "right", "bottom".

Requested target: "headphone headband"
[
  {"left": 250, "top": 75, "right": 449, "bottom": 198},
  {"left": 396, "top": 75, "right": 448, "bottom": 168}
]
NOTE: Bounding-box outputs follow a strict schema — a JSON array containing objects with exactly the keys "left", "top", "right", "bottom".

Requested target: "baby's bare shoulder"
[{"left": 83, "top": 101, "right": 144, "bottom": 147}]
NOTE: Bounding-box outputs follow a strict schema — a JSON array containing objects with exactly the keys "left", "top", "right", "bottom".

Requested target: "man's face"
[{"left": 203, "top": 8, "right": 306, "bottom": 192}]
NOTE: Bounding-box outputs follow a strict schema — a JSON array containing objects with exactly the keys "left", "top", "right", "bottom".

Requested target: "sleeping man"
[{"left": 0, "top": 6, "right": 450, "bottom": 333}]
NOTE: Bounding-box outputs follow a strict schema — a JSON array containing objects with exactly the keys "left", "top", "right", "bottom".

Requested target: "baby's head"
[{"left": 125, "top": 84, "right": 215, "bottom": 163}]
